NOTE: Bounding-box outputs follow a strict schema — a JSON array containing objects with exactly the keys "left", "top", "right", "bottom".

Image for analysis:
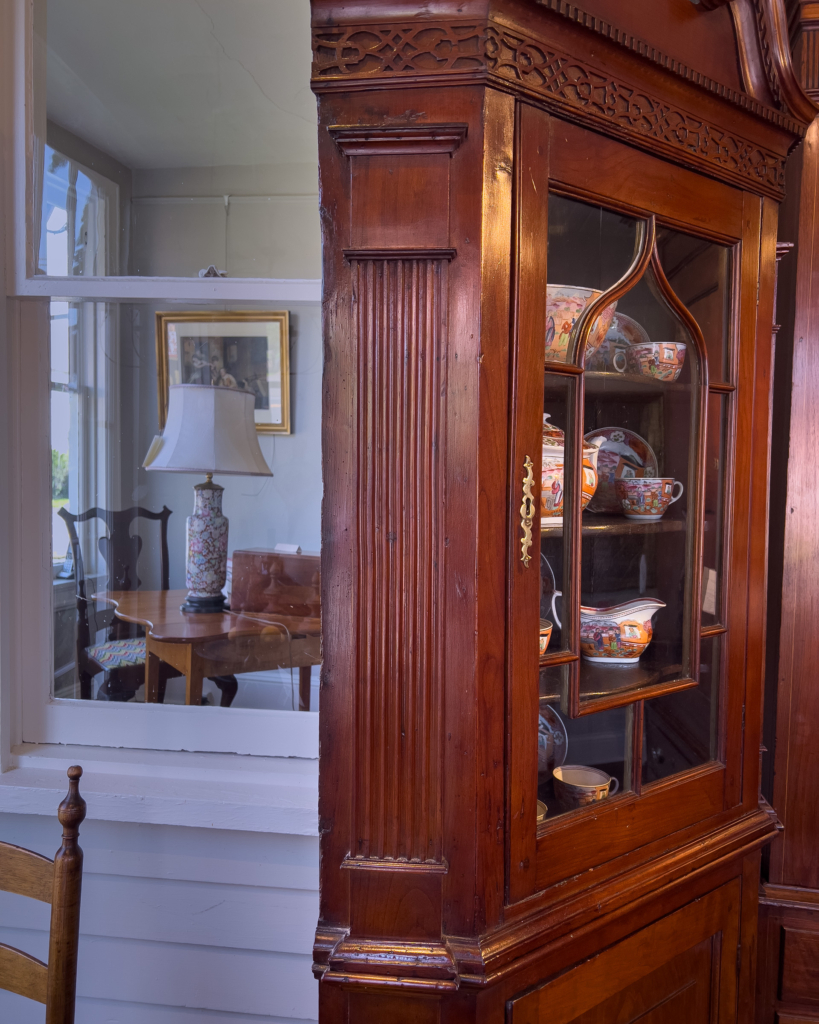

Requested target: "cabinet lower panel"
[
  {"left": 758, "top": 895, "right": 819, "bottom": 1024},
  {"left": 510, "top": 878, "right": 739, "bottom": 1024}
]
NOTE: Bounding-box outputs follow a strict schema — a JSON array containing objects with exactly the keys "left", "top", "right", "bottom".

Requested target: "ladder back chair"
[
  {"left": 58, "top": 506, "right": 238, "bottom": 705},
  {"left": 0, "top": 766, "right": 86, "bottom": 1024}
]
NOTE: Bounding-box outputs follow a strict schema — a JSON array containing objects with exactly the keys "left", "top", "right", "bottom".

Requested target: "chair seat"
[{"left": 86, "top": 637, "right": 146, "bottom": 671}]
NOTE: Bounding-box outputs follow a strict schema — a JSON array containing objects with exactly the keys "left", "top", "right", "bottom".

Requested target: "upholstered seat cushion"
[{"left": 86, "top": 637, "right": 146, "bottom": 671}]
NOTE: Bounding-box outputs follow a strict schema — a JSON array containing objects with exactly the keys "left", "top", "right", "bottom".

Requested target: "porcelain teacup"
[
  {"left": 615, "top": 477, "right": 683, "bottom": 521},
  {"left": 626, "top": 341, "right": 687, "bottom": 381},
  {"left": 553, "top": 764, "right": 619, "bottom": 811}
]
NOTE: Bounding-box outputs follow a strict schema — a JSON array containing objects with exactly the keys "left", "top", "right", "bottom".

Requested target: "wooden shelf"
[
  {"left": 542, "top": 515, "right": 686, "bottom": 537},
  {"left": 540, "top": 660, "right": 687, "bottom": 708},
  {"left": 584, "top": 371, "right": 689, "bottom": 396}
]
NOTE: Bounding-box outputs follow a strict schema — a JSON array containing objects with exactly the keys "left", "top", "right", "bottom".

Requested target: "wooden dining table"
[{"left": 93, "top": 590, "right": 321, "bottom": 708}]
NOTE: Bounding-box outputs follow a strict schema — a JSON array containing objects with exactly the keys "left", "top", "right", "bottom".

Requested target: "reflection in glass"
[
  {"left": 547, "top": 196, "right": 638, "bottom": 363},
  {"left": 39, "top": 146, "right": 116, "bottom": 275},
  {"left": 657, "top": 227, "right": 732, "bottom": 383},
  {"left": 541, "top": 374, "right": 575, "bottom": 655},
  {"left": 50, "top": 301, "right": 321, "bottom": 710},
  {"left": 580, "top": 261, "right": 697, "bottom": 699},
  {"left": 643, "top": 635, "right": 721, "bottom": 784},
  {"left": 538, "top": 705, "right": 631, "bottom": 820},
  {"left": 703, "top": 393, "right": 729, "bottom": 627}
]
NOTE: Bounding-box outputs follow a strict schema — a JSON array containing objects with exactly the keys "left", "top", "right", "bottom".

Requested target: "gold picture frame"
[{"left": 155, "top": 311, "right": 290, "bottom": 434}]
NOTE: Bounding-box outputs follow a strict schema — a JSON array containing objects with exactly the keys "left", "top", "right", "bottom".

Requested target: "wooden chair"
[
  {"left": 0, "top": 766, "right": 86, "bottom": 1024},
  {"left": 58, "top": 506, "right": 238, "bottom": 705}
]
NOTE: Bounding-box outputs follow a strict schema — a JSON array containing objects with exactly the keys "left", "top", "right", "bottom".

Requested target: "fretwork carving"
[
  {"left": 486, "top": 24, "right": 785, "bottom": 192},
  {"left": 312, "top": 22, "right": 484, "bottom": 79}
]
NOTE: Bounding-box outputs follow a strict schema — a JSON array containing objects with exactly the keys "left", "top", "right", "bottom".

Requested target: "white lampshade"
[{"left": 143, "top": 384, "right": 272, "bottom": 476}]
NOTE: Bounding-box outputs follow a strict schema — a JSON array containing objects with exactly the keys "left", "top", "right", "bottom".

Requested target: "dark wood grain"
[
  {"left": 510, "top": 878, "right": 739, "bottom": 1023},
  {"left": 756, "top": 13, "right": 819, "bottom": 1021},
  {"left": 309, "top": 0, "right": 808, "bottom": 1017}
]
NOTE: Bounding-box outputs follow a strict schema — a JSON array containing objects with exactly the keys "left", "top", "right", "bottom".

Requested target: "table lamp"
[{"left": 143, "top": 384, "right": 272, "bottom": 613}]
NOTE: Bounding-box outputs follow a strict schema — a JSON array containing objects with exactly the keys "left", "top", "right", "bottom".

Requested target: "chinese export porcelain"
[
  {"left": 542, "top": 415, "right": 604, "bottom": 525},
  {"left": 550, "top": 594, "right": 666, "bottom": 665},
  {"left": 588, "top": 312, "right": 651, "bottom": 373},
  {"left": 539, "top": 618, "right": 553, "bottom": 656},
  {"left": 553, "top": 765, "right": 619, "bottom": 811},
  {"left": 616, "top": 477, "right": 684, "bottom": 521},
  {"left": 538, "top": 705, "right": 568, "bottom": 777},
  {"left": 546, "top": 285, "right": 617, "bottom": 362},
  {"left": 584, "top": 426, "right": 658, "bottom": 514},
  {"left": 626, "top": 341, "right": 687, "bottom": 381}
]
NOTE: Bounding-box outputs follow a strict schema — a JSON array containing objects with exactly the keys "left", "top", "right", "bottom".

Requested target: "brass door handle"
[{"left": 520, "top": 455, "right": 535, "bottom": 566}]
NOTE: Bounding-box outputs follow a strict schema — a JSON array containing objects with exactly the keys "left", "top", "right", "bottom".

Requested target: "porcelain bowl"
[
  {"left": 546, "top": 285, "right": 617, "bottom": 363},
  {"left": 625, "top": 341, "right": 687, "bottom": 381}
]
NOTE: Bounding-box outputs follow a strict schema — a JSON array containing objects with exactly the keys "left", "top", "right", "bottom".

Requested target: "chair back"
[
  {"left": 57, "top": 506, "right": 172, "bottom": 652},
  {"left": 0, "top": 767, "right": 86, "bottom": 1024}
]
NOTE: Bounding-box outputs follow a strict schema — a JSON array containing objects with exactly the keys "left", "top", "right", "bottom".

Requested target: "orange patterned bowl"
[{"left": 546, "top": 285, "right": 617, "bottom": 363}]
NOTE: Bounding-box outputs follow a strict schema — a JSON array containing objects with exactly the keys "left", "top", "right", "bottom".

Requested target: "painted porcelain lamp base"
[
  {"left": 181, "top": 474, "right": 229, "bottom": 614},
  {"left": 142, "top": 384, "right": 273, "bottom": 613}
]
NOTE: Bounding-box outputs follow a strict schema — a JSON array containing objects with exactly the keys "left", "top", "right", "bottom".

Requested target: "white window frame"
[{"left": 0, "top": 0, "right": 322, "bottom": 775}]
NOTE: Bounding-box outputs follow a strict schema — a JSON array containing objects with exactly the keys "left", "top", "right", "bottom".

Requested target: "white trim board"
[
  {"left": 30, "top": 699, "right": 319, "bottom": 758},
  {"left": 2, "top": 744, "right": 318, "bottom": 834}
]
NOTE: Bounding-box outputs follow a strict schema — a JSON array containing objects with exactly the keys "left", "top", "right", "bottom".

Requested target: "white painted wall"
[
  {"left": 118, "top": 299, "right": 324, "bottom": 587},
  {"left": 0, "top": 813, "right": 319, "bottom": 1022}
]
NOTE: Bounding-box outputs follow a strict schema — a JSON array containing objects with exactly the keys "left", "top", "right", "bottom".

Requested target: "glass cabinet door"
[{"left": 535, "top": 193, "right": 732, "bottom": 824}]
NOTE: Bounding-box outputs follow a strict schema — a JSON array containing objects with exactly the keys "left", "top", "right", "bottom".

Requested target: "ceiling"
[{"left": 45, "top": 0, "right": 318, "bottom": 171}]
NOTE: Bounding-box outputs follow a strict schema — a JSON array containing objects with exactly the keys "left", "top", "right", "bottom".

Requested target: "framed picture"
[{"left": 155, "top": 311, "right": 290, "bottom": 434}]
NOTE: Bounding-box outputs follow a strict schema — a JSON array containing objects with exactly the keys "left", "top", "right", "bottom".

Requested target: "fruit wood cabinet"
[{"left": 310, "top": 2, "right": 813, "bottom": 1021}]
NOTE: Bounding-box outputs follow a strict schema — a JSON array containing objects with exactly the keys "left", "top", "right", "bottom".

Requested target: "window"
[{"left": 5, "top": 0, "right": 322, "bottom": 756}]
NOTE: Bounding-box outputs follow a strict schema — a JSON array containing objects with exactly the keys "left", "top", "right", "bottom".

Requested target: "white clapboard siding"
[{"left": 0, "top": 814, "right": 319, "bottom": 1023}]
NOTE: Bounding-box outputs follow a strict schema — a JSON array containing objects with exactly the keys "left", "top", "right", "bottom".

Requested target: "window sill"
[{"left": 0, "top": 744, "right": 318, "bottom": 835}]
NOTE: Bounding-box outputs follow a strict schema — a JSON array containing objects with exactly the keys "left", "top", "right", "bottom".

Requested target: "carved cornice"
[
  {"left": 760, "top": 0, "right": 819, "bottom": 112},
  {"left": 312, "top": 13, "right": 801, "bottom": 198},
  {"left": 312, "top": 6, "right": 807, "bottom": 134},
  {"left": 534, "top": 0, "right": 805, "bottom": 133},
  {"left": 485, "top": 23, "right": 786, "bottom": 195}
]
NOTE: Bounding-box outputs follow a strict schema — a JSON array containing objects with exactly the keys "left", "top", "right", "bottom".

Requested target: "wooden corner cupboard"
[
  {"left": 309, "top": 2, "right": 816, "bottom": 1021},
  {"left": 756, "top": 4, "right": 819, "bottom": 1022}
]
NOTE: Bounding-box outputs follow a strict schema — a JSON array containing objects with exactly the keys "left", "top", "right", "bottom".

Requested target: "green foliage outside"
[{"left": 52, "top": 449, "right": 69, "bottom": 501}]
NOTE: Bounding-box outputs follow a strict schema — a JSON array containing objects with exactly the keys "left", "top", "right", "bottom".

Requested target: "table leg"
[
  {"left": 146, "top": 647, "right": 161, "bottom": 703},
  {"left": 186, "top": 648, "right": 205, "bottom": 706},
  {"left": 299, "top": 666, "right": 311, "bottom": 712}
]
